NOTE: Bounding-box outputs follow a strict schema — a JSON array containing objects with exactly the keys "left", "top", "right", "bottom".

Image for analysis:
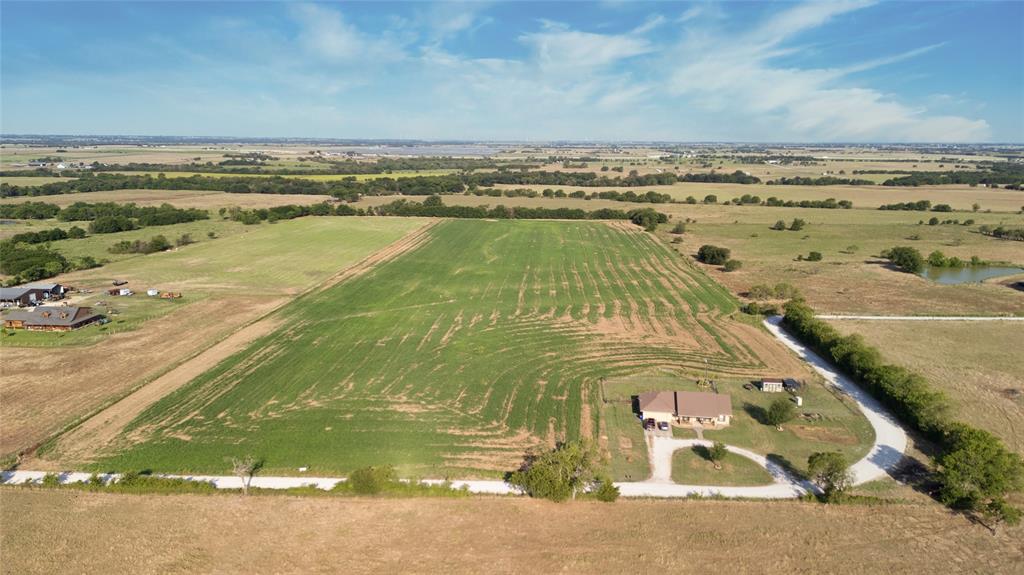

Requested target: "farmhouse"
[
  {"left": 638, "top": 390, "right": 732, "bottom": 427},
  {"left": 2, "top": 306, "right": 103, "bottom": 331}
]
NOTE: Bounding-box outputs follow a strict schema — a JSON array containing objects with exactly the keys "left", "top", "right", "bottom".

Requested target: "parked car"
[
  {"left": 643, "top": 418, "right": 656, "bottom": 430},
  {"left": 657, "top": 421, "right": 670, "bottom": 432}
]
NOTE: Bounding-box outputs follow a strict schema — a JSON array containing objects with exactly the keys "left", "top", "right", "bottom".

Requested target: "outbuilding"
[{"left": 761, "top": 378, "right": 785, "bottom": 393}]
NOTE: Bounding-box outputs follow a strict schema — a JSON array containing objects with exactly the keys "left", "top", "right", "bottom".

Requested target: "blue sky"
[{"left": 2, "top": 1, "right": 1022, "bottom": 142}]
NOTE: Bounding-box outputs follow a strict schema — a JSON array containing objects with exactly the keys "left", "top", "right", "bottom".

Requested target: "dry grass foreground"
[
  {"left": 829, "top": 320, "right": 1024, "bottom": 455},
  {"left": 2, "top": 489, "right": 1022, "bottom": 574}
]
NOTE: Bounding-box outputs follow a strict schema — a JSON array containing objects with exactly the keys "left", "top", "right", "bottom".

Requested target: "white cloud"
[
  {"left": 519, "top": 27, "right": 653, "bottom": 74},
  {"left": 665, "top": 1, "right": 990, "bottom": 141},
  {"left": 632, "top": 14, "right": 666, "bottom": 35},
  {"left": 290, "top": 4, "right": 407, "bottom": 63}
]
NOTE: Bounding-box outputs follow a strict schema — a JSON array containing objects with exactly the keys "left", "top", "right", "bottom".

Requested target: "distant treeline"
[
  {"left": 979, "top": 225, "right": 1024, "bottom": 241},
  {"left": 0, "top": 201, "right": 62, "bottom": 219},
  {"left": 881, "top": 162, "right": 1024, "bottom": 186},
  {"left": 768, "top": 176, "right": 875, "bottom": 186},
  {"left": 371, "top": 197, "right": 669, "bottom": 230},
  {"left": 0, "top": 169, "right": 769, "bottom": 201},
  {"left": 57, "top": 202, "right": 209, "bottom": 226},
  {"left": 878, "top": 200, "right": 955, "bottom": 212}
]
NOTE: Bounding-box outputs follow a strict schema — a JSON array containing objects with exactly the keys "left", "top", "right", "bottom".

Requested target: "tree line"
[
  {"left": 768, "top": 176, "right": 875, "bottom": 186},
  {"left": 782, "top": 300, "right": 1022, "bottom": 527},
  {"left": 881, "top": 162, "right": 1024, "bottom": 187}
]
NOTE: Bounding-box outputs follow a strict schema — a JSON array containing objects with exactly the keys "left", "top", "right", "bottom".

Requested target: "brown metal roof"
[
  {"left": 638, "top": 390, "right": 732, "bottom": 419},
  {"left": 2, "top": 306, "right": 101, "bottom": 327}
]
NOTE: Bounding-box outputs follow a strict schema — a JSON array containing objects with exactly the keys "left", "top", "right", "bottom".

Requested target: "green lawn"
[
  {"left": 700, "top": 381, "right": 875, "bottom": 477},
  {"left": 92, "top": 219, "right": 797, "bottom": 479},
  {"left": 671, "top": 446, "right": 775, "bottom": 486}
]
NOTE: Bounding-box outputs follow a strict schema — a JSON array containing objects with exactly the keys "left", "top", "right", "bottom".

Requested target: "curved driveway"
[{"left": 1, "top": 317, "right": 909, "bottom": 499}]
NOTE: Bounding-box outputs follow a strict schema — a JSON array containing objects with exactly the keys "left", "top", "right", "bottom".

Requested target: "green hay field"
[{"left": 92, "top": 219, "right": 806, "bottom": 478}]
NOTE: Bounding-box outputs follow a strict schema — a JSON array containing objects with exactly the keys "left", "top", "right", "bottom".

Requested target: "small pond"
[{"left": 921, "top": 265, "right": 1024, "bottom": 285}]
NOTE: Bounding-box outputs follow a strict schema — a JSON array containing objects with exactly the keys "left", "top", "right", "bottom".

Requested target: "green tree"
[
  {"left": 972, "top": 203, "right": 980, "bottom": 212},
  {"left": 671, "top": 221, "right": 686, "bottom": 234},
  {"left": 807, "top": 451, "right": 853, "bottom": 502},
  {"left": 927, "top": 250, "right": 947, "bottom": 267},
  {"left": 702, "top": 194, "right": 718, "bottom": 204},
  {"left": 67, "top": 226, "right": 87, "bottom": 239},
  {"left": 765, "top": 397, "right": 796, "bottom": 429},
  {"left": 806, "top": 251, "right": 823, "bottom": 262},
  {"left": 697, "top": 245, "right": 731, "bottom": 265},
  {"left": 771, "top": 220, "right": 786, "bottom": 231},
  {"left": 508, "top": 440, "right": 603, "bottom": 502},
  {"left": 723, "top": 259, "right": 743, "bottom": 272},
  {"left": 789, "top": 218, "right": 806, "bottom": 231},
  {"left": 708, "top": 442, "right": 728, "bottom": 469},
  {"left": 936, "top": 425, "right": 1024, "bottom": 527},
  {"left": 883, "top": 246, "right": 925, "bottom": 274}
]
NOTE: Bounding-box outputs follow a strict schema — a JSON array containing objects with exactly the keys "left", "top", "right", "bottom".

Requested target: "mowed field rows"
[{"left": 90, "top": 220, "right": 803, "bottom": 478}]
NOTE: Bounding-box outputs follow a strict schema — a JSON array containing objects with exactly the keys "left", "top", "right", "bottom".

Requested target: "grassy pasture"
[
  {"left": 829, "top": 320, "right": 1024, "bottom": 455},
  {"left": 0, "top": 176, "right": 76, "bottom": 186},
  {"left": 489, "top": 182, "right": 1024, "bottom": 212},
  {"left": 92, "top": 219, "right": 815, "bottom": 478}
]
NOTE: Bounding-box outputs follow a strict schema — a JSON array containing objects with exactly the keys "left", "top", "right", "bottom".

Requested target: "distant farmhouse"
[
  {"left": 0, "top": 283, "right": 67, "bottom": 307},
  {"left": 638, "top": 390, "right": 732, "bottom": 427},
  {"left": 2, "top": 306, "right": 103, "bottom": 332}
]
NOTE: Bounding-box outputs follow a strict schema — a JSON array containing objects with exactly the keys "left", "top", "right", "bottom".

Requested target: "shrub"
[
  {"left": 806, "top": 251, "right": 823, "bottom": 262},
  {"left": 723, "top": 259, "right": 743, "bottom": 272},
  {"left": 671, "top": 221, "right": 686, "bottom": 234},
  {"left": 771, "top": 220, "right": 786, "bottom": 231},
  {"left": 592, "top": 477, "right": 620, "bottom": 502},
  {"left": 41, "top": 473, "right": 61, "bottom": 488},
  {"left": 348, "top": 465, "right": 397, "bottom": 495},
  {"left": 788, "top": 218, "right": 806, "bottom": 231},
  {"left": 697, "top": 245, "right": 731, "bottom": 265}
]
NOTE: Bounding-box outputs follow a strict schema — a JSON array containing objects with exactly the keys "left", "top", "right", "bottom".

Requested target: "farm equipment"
[{"left": 159, "top": 292, "right": 182, "bottom": 299}]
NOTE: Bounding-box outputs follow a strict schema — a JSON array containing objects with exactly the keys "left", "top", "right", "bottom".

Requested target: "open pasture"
[
  {"left": 489, "top": 182, "right": 1024, "bottom": 212},
  {"left": 829, "top": 320, "right": 1024, "bottom": 455},
  {"left": 92, "top": 219, "right": 812, "bottom": 478},
  {"left": 105, "top": 169, "right": 457, "bottom": 181}
]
